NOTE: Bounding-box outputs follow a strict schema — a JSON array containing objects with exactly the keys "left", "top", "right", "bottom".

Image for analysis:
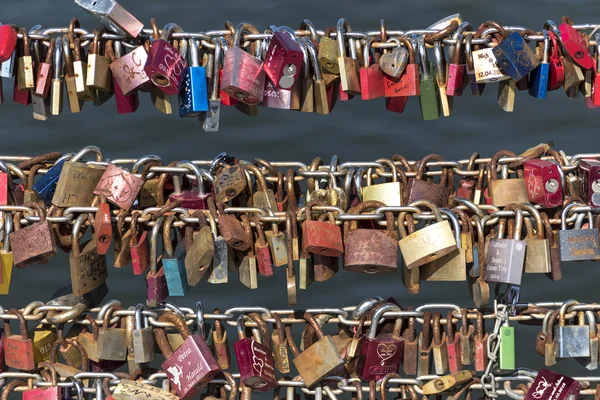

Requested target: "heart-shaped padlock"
[{"left": 379, "top": 43, "right": 409, "bottom": 78}]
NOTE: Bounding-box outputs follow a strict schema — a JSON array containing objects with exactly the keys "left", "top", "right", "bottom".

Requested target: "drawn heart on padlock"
[
  {"left": 379, "top": 47, "right": 409, "bottom": 78},
  {"left": 376, "top": 343, "right": 397, "bottom": 363},
  {"left": 251, "top": 342, "right": 265, "bottom": 375},
  {"left": 162, "top": 54, "right": 183, "bottom": 79}
]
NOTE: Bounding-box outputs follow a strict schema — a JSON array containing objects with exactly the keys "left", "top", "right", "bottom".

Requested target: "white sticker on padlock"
[{"left": 472, "top": 48, "right": 510, "bottom": 83}]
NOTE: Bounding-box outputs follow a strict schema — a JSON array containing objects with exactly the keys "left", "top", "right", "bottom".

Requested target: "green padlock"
[
  {"left": 417, "top": 36, "right": 439, "bottom": 121},
  {"left": 499, "top": 320, "right": 515, "bottom": 371}
]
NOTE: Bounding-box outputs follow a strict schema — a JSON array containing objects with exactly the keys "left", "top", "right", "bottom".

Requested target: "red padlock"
[
  {"left": 254, "top": 218, "right": 273, "bottom": 277},
  {"left": 156, "top": 312, "right": 220, "bottom": 399},
  {"left": 385, "top": 96, "right": 408, "bottom": 113},
  {"left": 558, "top": 16, "right": 593, "bottom": 70},
  {"left": 384, "top": 37, "right": 420, "bottom": 97},
  {"left": 523, "top": 159, "right": 564, "bottom": 208},
  {"left": 23, "top": 362, "right": 62, "bottom": 400},
  {"left": 4, "top": 308, "right": 35, "bottom": 370},
  {"left": 445, "top": 311, "right": 462, "bottom": 373},
  {"left": 360, "top": 38, "right": 385, "bottom": 100},
  {"left": 264, "top": 26, "right": 302, "bottom": 90},
  {"left": 548, "top": 31, "right": 565, "bottom": 91},
  {"left": 0, "top": 24, "right": 18, "bottom": 63},
  {"left": 106, "top": 40, "right": 140, "bottom": 114},
  {"left": 169, "top": 162, "right": 212, "bottom": 210},
  {"left": 446, "top": 23, "right": 470, "bottom": 96},
  {"left": 474, "top": 312, "right": 488, "bottom": 372},
  {"left": 144, "top": 19, "right": 187, "bottom": 95},
  {"left": 579, "top": 159, "right": 600, "bottom": 208},
  {"left": 129, "top": 213, "right": 150, "bottom": 275},
  {"left": 94, "top": 196, "right": 112, "bottom": 255},
  {"left": 234, "top": 314, "right": 277, "bottom": 392},
  {"left": 301, "top": 201, "right": 344, "bottom": 257}
]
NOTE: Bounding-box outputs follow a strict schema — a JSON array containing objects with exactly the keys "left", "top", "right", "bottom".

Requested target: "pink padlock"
[
  {"left": 169, "top": 161, "right": 212, "bottom": 210},
  {"left": 0, "top": 25, "right": 17, "bottom": 63},
  {"left": 144, "top": 19, "right": 187, "bottom": 95},
  {"left": 263, "top": 26, "right": 302, "bottom": 90}
]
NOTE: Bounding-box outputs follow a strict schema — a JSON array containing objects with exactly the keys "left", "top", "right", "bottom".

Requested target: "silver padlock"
[
  {"left": 132, "top": 304, "right": 155, "bottom": 364},
  {"left": 74, "top": 0, "right": 143, "bottom": 38},
  {"left": 576, "top": 310, "right": 598, "bottom": 370},
  {"left": 554, "top": 300, "right": 590, "bottom": 359}
]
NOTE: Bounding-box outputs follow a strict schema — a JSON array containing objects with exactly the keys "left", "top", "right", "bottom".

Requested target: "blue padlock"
[
  {"left": 492, "top": 31, "right": 540, "bottom": 81},
  {"left": 529, "top": 30, "right": 550, "bottom": 99},
  {"left": 33, "top": 158, "right": 66, "bottom": 205},
  {"left": 163, "top": 216, "right": 189, "bottom": 296},
  {"left": 179, "top": 38, "right": 208, "bottom": 117}
]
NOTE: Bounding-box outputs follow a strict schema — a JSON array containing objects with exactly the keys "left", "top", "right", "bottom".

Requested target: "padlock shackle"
[
  {"left": 561, "top": 202, "right": 586, "bottom": 230},
  {"left": 154, "top": 311, "right": 192, "bottom": 359},
  {"left": 103, "top": 303, "right": 124, "bottom": 331},
  {"left": 367, "top": 303, "right": 400, "bottom": 339},
  {"left": 303, "top": 312, "right": 326, "bottom": 340},
  {"left": 284, "top": 323, "right": 301, "bottom": 357},
  {"left": 420, "top": 311, "right": 432, "bottom": 350},
  {"left": 50, "top": 338, "right": 89, "bottom": 371},
  {"left": 440, "top": 209, "right": 462, "bottom": 248},
  {"left": 476, "top": 311, "right": 486, "bottom": 340},
  {"left": 3, "top": 213, "right": 12, "bottom": 252},
  {"left": 558, "top": 299, "right": 579, "bottom": 326},
  {"left": 303, "top": 38, "right": 322, "bottom": 83},
  {"left": 243, "top": 163, "right": 268, "bottom": 193},
  {"left": 134, "top": 303, "right": 147, "bottom": 330},
  {"left": 247, "top": 312, "right": 271, "bottom": 350},
  {"left": 149, "top": 216, "right": 165, "bottom": 275},
  {"left": 415, "top": 154, "right": 444, "bottom": 181},
  {"left": 84, "top": 314, "right": 99, "bottom": 340},
  {"left": 335, "top": 18, "right": 353, "bottom": 58},
  {"left": 162, "top": 214, "right": 178, "bottom": 258},
  {"left": 236, "top": 314, "right": 252, "bottom": 341},
  {"left": 160, "top": 23, "right": 184, "bottom": 41},
  {"left": 518, "top": 203, "right": 545, "bottom": 240},
  {"left": 362, "top": 37, "right": 375, "bottom": 68},
  {"left": 71, "top": 145, "right": 103, "bottom": 163},
  {"left": 434, "top": 41, "right": 446, "bottom": 87},
  {"left": 6, "top": 308, "right": 28, "bottom": 339},
  {"left": 380, "top": 373, "right": 403, "bottom": 400},
  {"left": 195, "top": 301, "right": 205, "bottom": 338},
  {"left": 432, "top": 312, "right": 443, "bottom": 346},
  {"left": 503, "top": 204, "right": 523, "bottom": 240},
  {"left": 70, "top": 213, "right": 88, "bottom": 257},
  {"left": 488, "top": 150, "right": 519, "bottom": 182},
  {"left": 352, "top": 296, "right": 385, "bottom": 320},
  {"left": 38, "top": 361, "right": 59, "bottom": 386},
  {"left": 346, "top": 200, "right": 393, "bottom": 233}
]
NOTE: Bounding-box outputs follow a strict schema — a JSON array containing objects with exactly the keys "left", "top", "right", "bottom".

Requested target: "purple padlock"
[
  {"left": 144, "top": 19, "right": 187, "bottom": 95},
  {"left": 525, "top": 369, "right": 580, "bottom": 400},
  {"left": 169, "top": 161, "right": 212, "bottom": 210}
]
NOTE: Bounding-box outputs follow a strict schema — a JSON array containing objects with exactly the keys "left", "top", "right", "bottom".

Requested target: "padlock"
[
  {"left": 201, "top": 39, "right": 222, "bottom": 131},
  {"left": 259, "top": 68, "right": 301, "bottom": 109},
  {"left": 356, "top": 303, "right": 404, "bottom": 381},
  {"left": 487, "top": 150, "right": 529, "bottom": 207},
  {"left": 94, "top": 163, "right": 143, "bottom": 211},
  {"left": 484, "top": 206, "right": 526, "bottom": 285},
  {"left": 30, "top": 323, "right": 57, "bottom": 365},
  {"left": 212, "top": 309, "right": 231, "bottom": 370},
  {"left": 302, "top": 43, "right": 330, "bottom": 115},
  {"left": 69, "top": 214, "right": 107, "bottom": 296},
  {"left": 418, "top": 36, "right": 440, "bottom": 121},
  {"left": 406, "top": 154, "right": 450, "bottom": 207},
  {"left": 472, "top": 23, "right": 510, "bottom": 84},
  {"left": 104, "top": 39, "right": 139, "bottom": 114},
  {"left": 336, "top": 18, "right": 360, "bottom": 95},
  {"left": 359, "top": 38, "right": 384, "bottom": 100},
  {"left": 361, "top": 159, "right": 403, "bottom": 206},
  {"left": 538, "top": 211, "right": 562, "bottom": 281},
  {"left": 244, "top": 163, "right": 276, "bottom": 212},
  {"left": 465, "top": 33, "right": 485, "bottom": 95},
  {"left": 146, "top": 217, "right": 169, "bottom": 307},
  {"left": 62, "top": 36, "right": 84, "bottom": 113},
  {"left": 144, "top": 20, "right": 187, "bottom": 95},
  {"left": 213, "top": 158, "right": 247, "bottom": 203},
  {"left": 579, "top": 159, "right": 600, "bottom": 208},
  {"left": 558, "top": 203, "right": 600, "bottom": 261},
  {"left": 113, "top": 210, "right": 132, "bottom": 268},
  {"left": 151, "top": 84, "right": 172, "bottom": 114},
  {"left": 77, "top": 315, "right": 101, "bottom": 363},
  {"left": 48, "top": 338, "right": 88, "bottom": 378},
  {"left": 431, "top": 312, "right": 449, "bottom": 374},
  {"left": 473, "top": 311, "right": 488, "bottom": 372},
  {"left": 0, "top": 214, "right": 13, "bottom": 295},
  {"left": 417, "top": 311, "right": 432, "bottom": 376},
  {"left": 264, "top": 26, "right": 302, "bottom": 90},
  {"left": 290, "top": 312, "right": 344, "bottom": 388},
  {"left": 555, "top": 301, "right": 590, "bottom": 359},
  {"left": 169, "top": 162, "right": 212, "bottom": 210},
  {"left": 156, "top": 311, "right": 220, "bottom": 399},
  {"left": 207, "top": 205, "right": 233, "bottom": 284},
  {"left": 129, "top": 213, "right": 150, "bottom": 275},
  {"left": 379, "top": 38, "right": 409, "bottom": 79},
  {"left": 400, "top": 308, "right": 418, "bottom": 375},
  {"left": 593, "top": 36, "right": 600, "bottom": 106},
  {"left": 301, "top": 200, "right": 343, "bottom": 257},
  {"left": 529, "top": 30, "right": 550, "bottom": 99},
  {"left": 74, "top": 0, "right": 143, "bottom": 38},
  {"left": 545, "top": 31, "right": 565, "bottom": 91},
  {"left": 558, "top": 16, "right": 593, "bottom": 70},
  {"left": 10, "top": 203, "right": 56, "bottom": 267},
  {"left": 271, "top": 314, "right": 290, "bottom": 374},
  {"left": 132, "top": 304, "right": 155, "bottom": 364},
  {"left": 524, "top": 159, "right": 564, "bottom": 208},
  {"left": 421, "top": 209, "right": 466, "bottom": 281},
  {"left": 398, "top": 200, "right": 457, "bottom": 269},
  {"left": 498, "top": 312, "right": 516, "bottom": 371},
  {"left": 576, "top": 310, "right": 598, "bottom": 370},
  {"left": 238, "top": 214, "right": 258, "bottom": 290},
  {"left": 32, "top": 157, "right": 66, "bottom": 206},
  {"left": 96, "top": 303, "right": 127, "bottom": 361},
  {"left": 180, "top": 38, "right": 208, "bottom": 117},
  {"left": 458, "top": 308, "right": 474, "bottom": 366},
  {"left": 221, "top": 23, "right": 265, "bottom": 105},
  {"left": 22, "top": 362, "right": 62, "bottom": 400},
  {"left": 312, "top": 221, "right": 339, "bottom": 283},
  {"left": 254, "top": 217, "right": 273, "bottom": 277},
  {"left": 0, "top": 32, "right": 16, "bottom": 79},
  {"left": 48, "top": 35, "right": 62, "bottom": 114},
  {"left": 344, "top": 201, "right": 398, "bottom": 274},
  {"left": 163, "top": 215, "right": 190, "bottom": 296},
  {"left": 184, "top": 211, "right": 215, "bottom": 286},
  {"left": 52, "top": 145, "right": 106, "bottom": 207},
  {"left": 384, "top": 37, "right": 419, "bottom": 97},
  {"left": 492, "top": 31, "right": 540, "bottom": 81},
  {"left": 398, "top": 213, "right": 420, "bottom": 294},
  {"left": 109, "top": 40, "right": 149, "bottom": 96},
  {"left": 4, "top": 309, "right": 35, "bottom": 370},
  {"left": 433, "top": 40, "right": 453, "bottom": 117},
  {"left": 234, "top": 314, "right": 277, "bottom": 391},
  {"left": 0, "top": 24, "right": 17, "bottom": 63},
  {"left": 443, "top": 311, "right": 461, "bottom": 373},
  {"left": 17, "top": 29, "right": 34, "bottom": 91},
  {"left": 296, "top": 38, "right": 314, "bottom": 112},
  {"left": 446, "top": 22, "right": 470, "bottom": 96},
  {"left": 538, "top": 309, "right": 559, "bottom": 366},
  {"left": 35, "top": 38, "right": 55, "bottom": 98},
  {"left": 86, "top": 30, "right": 112, "bottom": 93},
  {"left": 524, "top": 369, "right": 580, "bottom": 400},
  {"left": 317, "top": 26, "right": 339, "bottom": 74}
]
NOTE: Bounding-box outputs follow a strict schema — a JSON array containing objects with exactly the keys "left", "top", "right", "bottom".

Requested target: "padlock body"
[
  {"left": 292, "top": 336, "right": 343, "bottom": 388},
  {"left": 406, "top": 178, "right": 449, "bottom": 208},
  {"left": 11, "top": 221, "right": 56, "bottom": 267},
  {"left": 97, "top": 327, "right": 127, "bottom": 361},
  {"left": 558, "top": 23, "right": 593, "bottom": 70},
  {"left": 446, "top": 334, "right": 461, "bottom": 373},
  {"left": 446, "top": 63, "right": 466, "bottom": 96},
  {"left": 146, "top": 266, "right": 169, "bottom": 307},
  {"left": 1, "top": 50, "right": 16, "bottom": 78},
  {"left": 362, "top": 182, "right": 402, "bottom": 206},
  {"left": 579, "top": 159, "right": 600, "bottom": 208},
  {"left": 360, "top": 65, "right": 385, "bottom": 100},
  {"left": 133, "top": 327, "right": 155, "bottom": 363},
  {"left": 264, "top": 31, "right": 303, "bottom": 90},
  {"left": 234, "top": 337, "right": 277, "bottom": 391},
  {"left": 472, "top": 48, "right": 510, "bottom": 83},
  {"left": 23, "top": 386, "right": 62, "bottom": 400},
  {"left": 357, "top": 334, "right": 404, "bottom": 381},
  {"left": 110, "top": 46, "right": 149, "bottom": 95},
  {"left": 302, "top": 220, "right": 343, "bottom": 257},
  {"left": 555, "top": 325, "right": 591, "bottom": 358},
  {"left": 421, "top": 247, "right": 466, "bottom": 281},
  {"left": 524, "top": 159, "right": 563, "bottom": 208},
  {"left": 162, "top": 334, "right": 220, "bottom": 399},
  {"left": 164, "top": 242, "right": 189, "bottom": 296},
  {"left": 384, "top": 64, "right": 419, "bottom": 97},
  {"left": 386, "top": 96, "right": 408, "bottom": 113},
  {"left": 524, "top": 238, "right": 551, "bottom": 273},
  {"left": 345, "top": 229, "right": 397, "bottom": 273},
  {"left": 221, "top": 47, "right": 265, "bottom": 105},
  {"left": 52, "top": 161, "right": 106, "bottom": 207},
  {"left": 169, "top": 191, "right": 209, "bottom": 210},
  {"left": 179, "top": 65, "right": 208, "bottom": 117},
  {"left": 558, "top": 229, "right": 600, "bottom": 261},
  {"left": 94, "top": 163, "right": 143, "bottom": 210},
  {"left": 484, "top": 238, "right": 526, "bottom": 285},
  {"left": 399, "top": 221, "right": 457, "bottom": 270},
  {"left": 0, "top": 27, "right": 17, "bottom": 63},
  {"left": 131, "top": 231, "right": 150, "bottom": 275},
  {"left": 114, "top": 78, "right": 139, "bottom": 114},
  {"left": 492, "top": 32, "right": 540, "bottom": 81},
  {"left": 69, "top": 239, "right": 108, "bottom": 296},
  {"left": 489, "top": 177, "right": 529, "bottom": 207},
  {"left": 5, "top": 335, "right": 35, "bottom": 370},
  {"left": 524, "top": 369, "right": 580, "bottom": 400},
  {"left": 529, "top": 63, "right": 550, "bottom": 99},
  {"left": 259, "top": 78, "right": 300, "bottom": 109},
  {"left": 145, "top": 39, "right": 187, "bottom": 95}
]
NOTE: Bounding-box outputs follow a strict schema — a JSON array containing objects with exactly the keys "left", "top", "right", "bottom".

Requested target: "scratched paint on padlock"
[{"left": 94, "top": 164, "right": 143, "bottom": 210}]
